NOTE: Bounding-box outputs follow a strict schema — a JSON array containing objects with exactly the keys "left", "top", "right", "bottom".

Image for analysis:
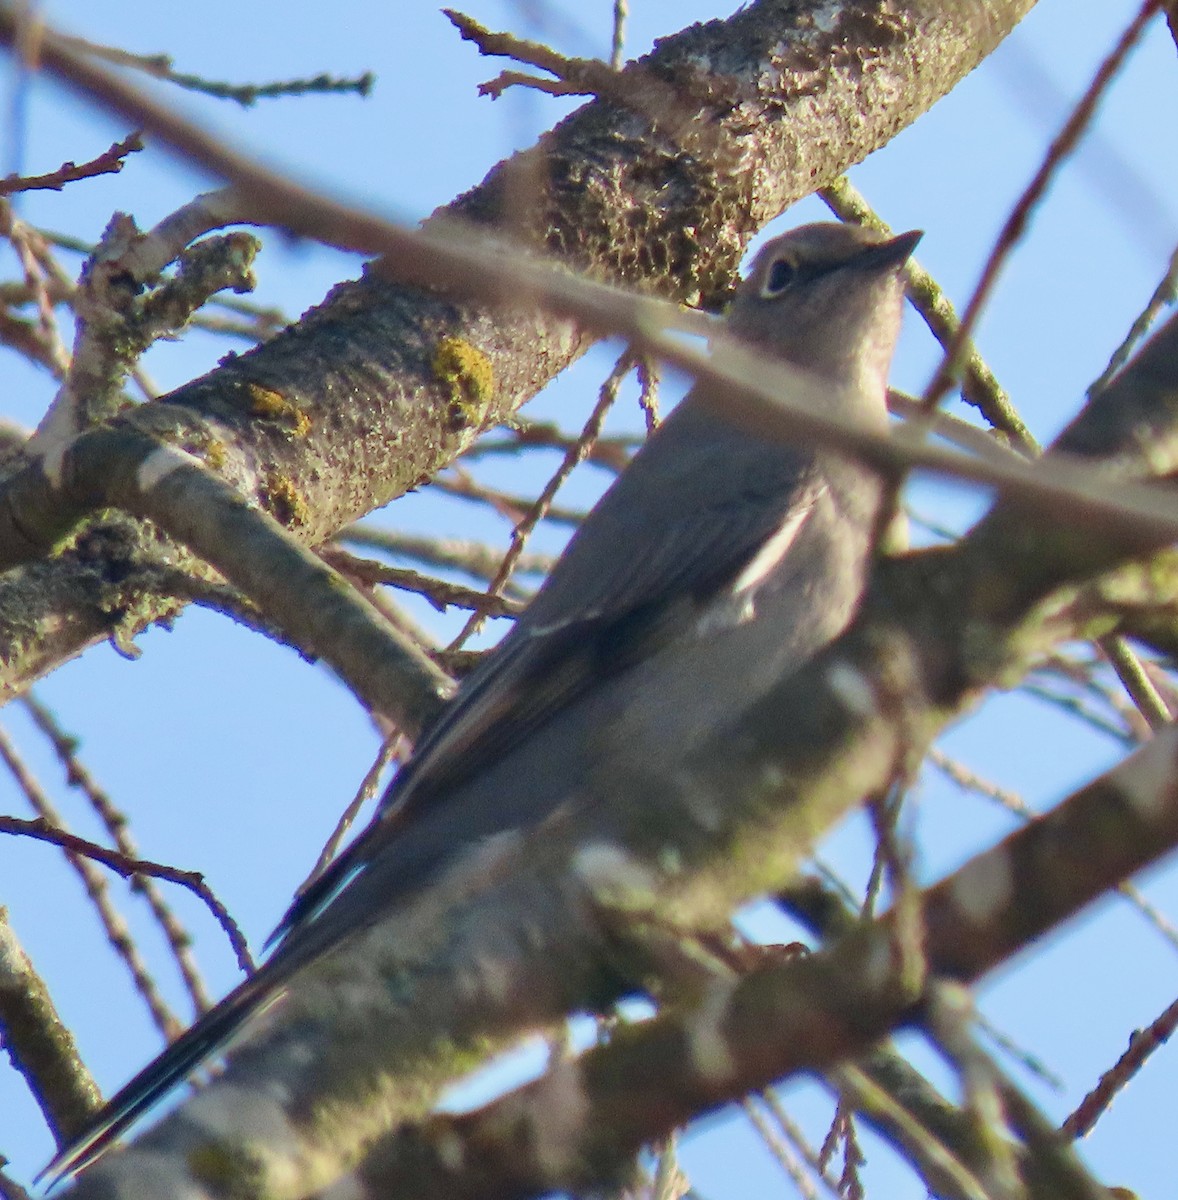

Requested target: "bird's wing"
[{"left": 278, "top": 410, "right": 827, "bottom": 934}]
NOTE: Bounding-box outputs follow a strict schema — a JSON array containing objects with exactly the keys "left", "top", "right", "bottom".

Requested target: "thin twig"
[
  {"left": 21, "top": 693, "right": 216, "bottom": 1012},
  {"left": 460, "top": 421, "right": 636, "bottom": 472},
  {"left": 0, "top": 131, "right": 142, "bottom": 195},
  {"left": 1034, "top": 649, "right": 1148, "bottom": 740},
  {"left": 821, "top": 178, "right": 1035, "bottom": 451},
  {"left": 1088, "top": 242, "right": 1178, "bottom": 396},
  {"left": 448, "top": 350, "right": 633, "bottom": 649},
  {"left": 336, "top": 527, "right": 551, "bottom": 596},
  {"left": 302, "top": 733, "right": 407, "bottom": 892},
  {"left": 1018, "top": 680, "right": 1135, "bottom": 745},
  {"left": 444, "top": 8, "right": 737, "bottom": 165},
  {"left": 0, "top": 727, "right": 183, "bottom": 1038},
  {"left": 1098, "top": 635, "right": 1173, "bottom": 730},
  {"left": 1062, "top": 992, "right": 1178, "bottom": 1140},
  {"left": 321, "top": 546, "right": 524, "bottom": 618},
  {"left": 431, "top": 470, "right": 588, "bottom": 527},
  {"left": 610, "top": 0, "right": 628, "bottom": 71},
  {"left": 59, "top": 33, "right": 372, "bottom": 107},
  {"left": 0, "top": 811, "right": 252, "bottom": 973},
  {"left": 0, "top": 199, "right": 70, "bottom": 375},
  {"left": 741, "top": 1096, "right": 833, "bottom": 1199},
  {"left": 826, "top": 1064, "right": 992, "bottom": 1200}
]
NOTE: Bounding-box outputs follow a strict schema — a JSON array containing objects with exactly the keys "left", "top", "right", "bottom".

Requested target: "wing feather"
[{"left": 279, "top": 409, "right": 826, "bottom": 933}]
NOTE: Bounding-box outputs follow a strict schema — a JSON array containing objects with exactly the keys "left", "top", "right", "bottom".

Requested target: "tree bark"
[{"left": 0, "top": 0, "right": 1036, "bottom": 699}]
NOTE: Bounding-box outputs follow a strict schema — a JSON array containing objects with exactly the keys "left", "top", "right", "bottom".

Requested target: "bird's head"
[{"left": 727, "top": 222, "right": 921, "bottom": 400}]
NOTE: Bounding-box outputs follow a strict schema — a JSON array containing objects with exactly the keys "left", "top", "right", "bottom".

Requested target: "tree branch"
[
  {"left": 0, "top": 0, "right": 1036, "bottom": 697},
  {"left": 352, "top": 717, "right": 1178, "bottom": 1200}
]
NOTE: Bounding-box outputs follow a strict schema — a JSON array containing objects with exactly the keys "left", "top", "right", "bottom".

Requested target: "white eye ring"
[{"left": 761, "top": 257, "right": 797, "bottom": 297}]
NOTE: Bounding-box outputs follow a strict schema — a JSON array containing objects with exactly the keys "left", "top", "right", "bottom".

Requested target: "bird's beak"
[{"left": 853, "top": 229, "right": 923, "bottom": 273}]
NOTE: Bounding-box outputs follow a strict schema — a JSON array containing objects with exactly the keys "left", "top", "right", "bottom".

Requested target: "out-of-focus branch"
[
  {"left": 316, "top": 728, "right": 1178, "bottom": 1200},
  {"left": 56, "top": 32, "right": 372, "bottom": 107},
  {"left": 337, "top": 527, "right": 553, "bottom": 595},
  {"left": 0, "top": 909, "right": 100, "bottom": 1146},
  {"left": 6, "top": 273, "right": 1178, "bottom": 723},
  {"left": 921, "top": 0, "right": 1164, "bottom": 411}
]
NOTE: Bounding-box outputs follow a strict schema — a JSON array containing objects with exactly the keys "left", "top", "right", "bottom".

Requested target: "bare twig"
[
  {"left": 826, "top": 1064, "right": 992, "bottom": 1200},
  {"left": 320, "top": 546, "right": 524, "bottom": 618},
  {"left": 741, "top": 1098, "right": 835, "bottom": 1198},
  {"left": 0, "top": 727, "right": 183, "bottom": 1038},
  {"left": 0, "top": 131, "right": 142, "bottom": 195},
  {"left": 449, "top": 349, "right": 633, "bottom": 649},
  {"left": 21, "top": 694, "right": 216, "bottom": 1012},
  {"left": 431, "top": 470, "right": 588, "bottom": 527},
  {"left": 444, "top": 8, "right": 736, "bottom": 164},
  {"left": 1089, "top": 242, "right": 1178, "bottom": 396},
  {"left": 821, "top": 177, "right": 1035, "bottom": 451},
  {"left": 0, "top": 810, "right": 252, "bottom": 974},
  {"left": 59, "top": 33, "right": 372, "bottom": 107},
  {"left": 303, "top": 733, "right": 407, "bottom": 892},
  {"left": 460, "top": 421, "right": 636, "bottom": 472},
  {"left": 610, "top": 0, "right": 627, "bottom": 71},
  {"left": 1062, "top": 993, "right": 1178, "bottom": 1140},
  {"left": 337, "top": 527, "right": 553, "bottom": 593},
  {"left": 0, "top": 199, "right": 70, "bottom": 375},
  {"left": 1099, "top": 635, "right": 1174, "bottom": 729}
]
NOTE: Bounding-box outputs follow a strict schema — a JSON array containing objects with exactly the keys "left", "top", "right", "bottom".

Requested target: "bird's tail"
[{"left": 41, "top": 966, "right": 287, "bottom": 1183}]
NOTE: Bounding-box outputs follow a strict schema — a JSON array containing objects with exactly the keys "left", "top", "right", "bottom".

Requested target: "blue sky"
[{"left": 1, "top": 2, "right": 1176, "bottom": 1196}]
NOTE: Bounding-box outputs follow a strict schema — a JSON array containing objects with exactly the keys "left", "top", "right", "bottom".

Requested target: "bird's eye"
[{"left": 761, "top": 257, "right": 796, "bottom": 297}]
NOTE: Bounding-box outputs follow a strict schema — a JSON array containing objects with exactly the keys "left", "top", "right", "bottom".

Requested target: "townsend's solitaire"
[{"left": 51, "top": 220, "right": 919, "bottom": 1177}]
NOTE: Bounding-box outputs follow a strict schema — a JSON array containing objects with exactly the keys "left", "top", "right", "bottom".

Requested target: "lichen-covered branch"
[
  {"left": 0, "top": 910, "right": 101, "bottom": 1146},
  {"left": 0, "top": 0, "right": 1036, "bottom": 696},
  {"left": 1, "top": 423, "right": 453, "bottom": 729},
  {"left": 69, "top": 711, "right": 1178, "bottom": 1200},
  {"left": 346, "top": 722, "right": 1178, "bottom": 1200}
]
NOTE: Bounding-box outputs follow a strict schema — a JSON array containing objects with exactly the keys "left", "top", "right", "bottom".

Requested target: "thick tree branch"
[
  {"left": 0, "top": 0, "right": 1036, "bottom": 696},
  {"left": 344, "top": 725, "right": 1178, "bottom": 1200}
]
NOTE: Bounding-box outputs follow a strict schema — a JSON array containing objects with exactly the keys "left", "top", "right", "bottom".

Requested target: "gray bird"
[{"left": 49, "top": 221, "right": 919, "bottom": 1178}]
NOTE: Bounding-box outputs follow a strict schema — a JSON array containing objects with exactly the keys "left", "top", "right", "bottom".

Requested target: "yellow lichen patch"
[
  {"left": 202, "top": 437, "right": 228, "bottom": 471},
  {"left": 432, "top": 335, "right": 494, "bottom": 427},
  {"left": 246, "top": 382, "right": 312, "bottom": 438},
  {"left": 265, "top": 472, "right": 310, "bottom": 528}
]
